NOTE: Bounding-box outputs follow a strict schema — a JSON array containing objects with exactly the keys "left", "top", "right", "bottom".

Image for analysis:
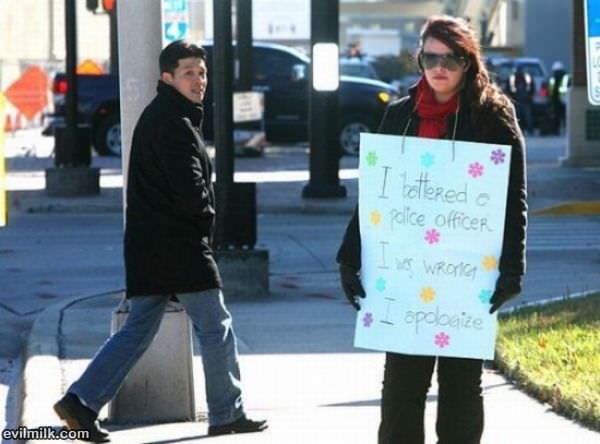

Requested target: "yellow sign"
[{"left": 0, "top": 92, "right": 7, "bottom": 227}]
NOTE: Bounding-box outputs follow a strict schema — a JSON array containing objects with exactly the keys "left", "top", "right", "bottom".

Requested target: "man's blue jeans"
[{"left": 68, "top": 289, "right": 244, "bottom": 426}]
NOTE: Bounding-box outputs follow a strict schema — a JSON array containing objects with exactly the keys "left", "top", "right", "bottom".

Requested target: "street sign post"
[
  {"left": 584, "top": 0, "right": 600, "bottom": 105},
  {"left": 0, "top": 93, "right": 7, "bottom": 227},
  {"left": 161, "top": 0, "right": 189, "bottom": 47}
]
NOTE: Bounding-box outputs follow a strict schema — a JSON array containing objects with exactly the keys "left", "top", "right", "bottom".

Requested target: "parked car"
[
  {"left": 339, "top": 57, "right": 380, "bottom": 80},
  {"left": 46, "top": 42, "right": 398, "bottom": 156},
  {"left": 202, "top": 42, "right": 397, "bottom": 155},
  {"left": 485, "top": 56, "right": 552, "bottom": 133},
  {"left": 46, "top": 73, "right": 121, "bottom": 156}
]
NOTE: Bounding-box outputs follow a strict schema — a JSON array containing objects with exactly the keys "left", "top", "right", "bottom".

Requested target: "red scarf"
[{"left": 415, "top": 77, "right": 458, "bottom": 139}]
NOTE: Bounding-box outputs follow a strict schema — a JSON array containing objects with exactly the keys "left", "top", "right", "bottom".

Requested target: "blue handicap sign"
[{"left": 163, "top": 22, "right": 188, "bottom": 42}]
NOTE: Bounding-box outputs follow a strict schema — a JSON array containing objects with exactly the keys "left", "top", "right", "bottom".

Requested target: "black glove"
[
  {"left": 339, "top": 264, "right": 366, "bottom": 310},
  {"left": 489, "top": 274, "right": 522, "bottom": 314}
]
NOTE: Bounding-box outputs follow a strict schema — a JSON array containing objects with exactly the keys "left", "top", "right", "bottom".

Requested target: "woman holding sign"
[{"left": 337, "top": 15, "right": 527, "bottom": 444}]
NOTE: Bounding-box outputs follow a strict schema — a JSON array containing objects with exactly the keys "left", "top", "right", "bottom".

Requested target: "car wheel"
[
  {"left": 338, "top": 117, "right": 375, "bottom": 156},
  {"left": 94, "top": 113, "right": 121, "bottom": 156}
]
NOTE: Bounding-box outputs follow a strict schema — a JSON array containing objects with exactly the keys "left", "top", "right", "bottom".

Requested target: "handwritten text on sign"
[{"left": 354, "top": 134, "right": 511, "bottom": 359}]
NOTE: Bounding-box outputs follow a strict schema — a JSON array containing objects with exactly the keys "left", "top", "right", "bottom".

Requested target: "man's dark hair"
[{"left": 159, "top": 40, "right": 207, "bottom": 74}]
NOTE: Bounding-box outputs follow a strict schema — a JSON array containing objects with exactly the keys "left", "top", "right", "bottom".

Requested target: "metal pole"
[
  {"left": 109, "top": 6, "right": 119, "bottom": 75},
  {"left": 213, "top": 0, "right": 234, "bottom": 184},
  {"left": 236, "top": 0, "right": 253, "bottom": 91},
  {"left": 48, "top": 0, "right": 56, "bottom": 61},
  {"left": 573, "top": 0, "right": 586, "bottom": 87},
  {"left": 63, "top": 0, "right": 78, "bottom": 164},
  {"left": 303, "top": 0, "right": 346, "bottom": 198}
]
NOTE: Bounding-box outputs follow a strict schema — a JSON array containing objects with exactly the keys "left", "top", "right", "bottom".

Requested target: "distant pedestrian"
[
  {"left": 549, "top": 61, "right": 569, "bottom": 134},
  {"left": 347, "top": 41, "right": 364, "bottom": 59},
  {"left": 337, "top": 15, "right": 527, "bottom": 444},
  {"left": 509, "top": 65, "right": 535, "bottom": 134},
  {"left": 53, "top": 40, "right": 267, "bottom": 442}
]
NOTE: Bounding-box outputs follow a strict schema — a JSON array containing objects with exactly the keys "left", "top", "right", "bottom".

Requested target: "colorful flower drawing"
[
  {"left": 482, "top": 256, "right": 498, "bottom": 271},
  {"left": 370, "top": 210, "right": 382, "bottom": 225},
  {"left": 424, "top": 228, "right": 440, "bottom": 245},
  {"left": 435, "top": 332, "right": 450, "bottom": 348},
  {"left": 421, "top": 152, "right": 435, "bottom": 168},
  {"left": 366, "top": 151, "right": 378, "bottom": 167},
  {"left": 479, "top": 289, "right": 493, "bottom": 304},
  {"left": 490, "top": 149, "right": 506, "bottom": 165},
  {"left": 420, "top": 287, "right": 436, "bottom": 303},
  {"left": 363, "top": 312, "right": 374, "bottom": 327},
  {"left": 376, "top": 277, "right": 387, "bottom": 292},
  {"left": 468, "top": 162, "right": 484, "bottom": 178}
]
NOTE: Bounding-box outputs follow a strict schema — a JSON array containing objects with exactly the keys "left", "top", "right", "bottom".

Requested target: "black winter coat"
[
  {"left": 124, "top": 81, "right": 222, "bottom": 297},
  {"left": 337, "top": 86, "right": 527, "bottom": 278}
]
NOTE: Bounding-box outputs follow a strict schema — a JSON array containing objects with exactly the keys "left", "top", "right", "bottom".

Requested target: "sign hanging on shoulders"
[{"left": 354, "top": 133, "right": 512, "bottom": 360}]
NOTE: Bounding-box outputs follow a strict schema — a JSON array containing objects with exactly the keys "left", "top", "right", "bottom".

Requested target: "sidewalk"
[
  {"left": 12, "top": 138, "right": 600, "bottom": 443},
  {"left": 20, "top": 292, "right": 599, "bottom": 444}
]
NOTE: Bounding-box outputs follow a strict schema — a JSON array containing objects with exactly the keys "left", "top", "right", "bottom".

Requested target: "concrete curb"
[
  {"left": 18, "top": 291, "right": 120, "bottom": 444},
  {"left": 499, "top": 289, "right": 599, "bottom": 316},
  {"left": 14, "top": 197, "right": 355, "bottom": 216},
  {"left": 532, "top": 201, "right": 600, "bottom": 216},
  {"left": 20, "top": 300, "right": 63, "bottom": 436}
]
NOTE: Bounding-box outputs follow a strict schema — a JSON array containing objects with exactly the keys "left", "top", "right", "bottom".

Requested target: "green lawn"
[{"left": 495, "top": 293, "right": 600, "bottom": 431}]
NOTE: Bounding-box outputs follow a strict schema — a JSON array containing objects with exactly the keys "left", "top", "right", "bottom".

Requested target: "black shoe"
[
  {"left": 53, "top": 393, "right": 110, "bottom": 443},
  {"left": 208, "top": 416, "right": 268, "bottom": 436}
]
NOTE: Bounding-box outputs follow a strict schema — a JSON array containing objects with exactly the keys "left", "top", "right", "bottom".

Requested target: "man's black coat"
[{"left": 124, "top": 81, "right": 221, "bottom": 297}]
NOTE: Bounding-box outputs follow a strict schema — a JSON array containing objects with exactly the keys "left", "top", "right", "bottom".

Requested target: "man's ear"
[{"left": 160, "top": 71, "right": 173, "bottom": 84}]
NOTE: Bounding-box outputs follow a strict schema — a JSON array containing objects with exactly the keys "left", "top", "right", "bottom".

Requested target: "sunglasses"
[{"left": 419, "top": 52, "right": 467, "bottom": 71}]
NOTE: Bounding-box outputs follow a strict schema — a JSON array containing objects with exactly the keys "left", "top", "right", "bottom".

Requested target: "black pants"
[{"left": 378, "top": 353, "right": 484, "bottom": 444}]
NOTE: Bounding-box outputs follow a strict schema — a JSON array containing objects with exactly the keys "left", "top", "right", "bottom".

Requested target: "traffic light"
[
  {"left": 86, "top": 0, "right": 98, "bottom": 12},
  {"left": 102, "top": 0, "right": 116, "bottom": 12}
]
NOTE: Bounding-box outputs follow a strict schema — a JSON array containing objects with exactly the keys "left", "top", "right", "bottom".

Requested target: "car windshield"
[
  {"left": 496, "top": 61, "right": 545, "bottom": 79},
  {"left": 340, "top": 61, "right": 379, "bottom": 80}
]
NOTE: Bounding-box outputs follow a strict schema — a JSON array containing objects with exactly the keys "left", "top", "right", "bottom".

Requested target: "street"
[{"left": 1, "top": 130, "right": 600, "bottom": 436}]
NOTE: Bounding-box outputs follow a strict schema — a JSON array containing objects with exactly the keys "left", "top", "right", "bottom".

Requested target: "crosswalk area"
[{"left": 527, "top": 216, "right": 600, "bottom": 251}]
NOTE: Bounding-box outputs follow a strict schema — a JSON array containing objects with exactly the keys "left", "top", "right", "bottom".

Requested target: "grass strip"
[{"left": 495, "top": 293, "right": 600, "bottom": 431}]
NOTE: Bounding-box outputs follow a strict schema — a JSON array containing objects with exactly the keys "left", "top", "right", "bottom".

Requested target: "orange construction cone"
[{"left": 14, "top": 113, "right": 22, "bottom": 131}]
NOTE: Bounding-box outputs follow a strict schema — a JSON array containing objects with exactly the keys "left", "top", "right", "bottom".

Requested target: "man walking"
[{"left": 53, "top": 40, "right": 267, "bottom": 442}]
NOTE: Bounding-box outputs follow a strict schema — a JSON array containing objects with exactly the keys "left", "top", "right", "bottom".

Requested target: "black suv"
[{"left": 202, "top": 42, "right": 398, "bottom": 155}]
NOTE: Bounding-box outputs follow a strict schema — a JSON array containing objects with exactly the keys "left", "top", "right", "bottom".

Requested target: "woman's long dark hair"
[{"left": 418, "top": 15, "right": 517, "bottom": 136}]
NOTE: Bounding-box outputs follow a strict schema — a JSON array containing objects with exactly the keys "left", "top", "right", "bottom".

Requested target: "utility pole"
[
  {"left": 236, "top": 0, "right": 253, "bottom": 91},
  {"left": 109, "top": 4, "right": 119, "bottom": 74},
  {"left": 63, "top": 0, "right": 79, "bottom": 163},
  {"left": 303, "top": 0, "right": 346, "bottom": 198},
  {"left": 213, "top": 0, "right": 235, "bottom": 188},
  {"left": 46, "top": 0, "right": 99, "bottom": 196}
]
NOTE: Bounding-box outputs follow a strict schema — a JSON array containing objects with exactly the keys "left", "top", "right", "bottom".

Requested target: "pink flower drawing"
[
  {"left": 468, "top": 162, "right": 484, "bottom": 178},
  {"left": 424, "top": 228, "right": 440, "bottom": 245},
  {"left": 363, "top": 312, "right": 374, "bottom": 328},
  {"left": 435, "top": 332, "right": 450, "bottom": 348},
  {"left": 490, "top": 149, "right": 506, "bottom": 165}
]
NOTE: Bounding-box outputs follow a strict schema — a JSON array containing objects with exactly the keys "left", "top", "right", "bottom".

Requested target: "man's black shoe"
[
  {"left": 53, "top": 393, "right": 110, "bottom": 443},
  {"left": 207, "top": 416, "right": 268, "bottom": 436}
]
